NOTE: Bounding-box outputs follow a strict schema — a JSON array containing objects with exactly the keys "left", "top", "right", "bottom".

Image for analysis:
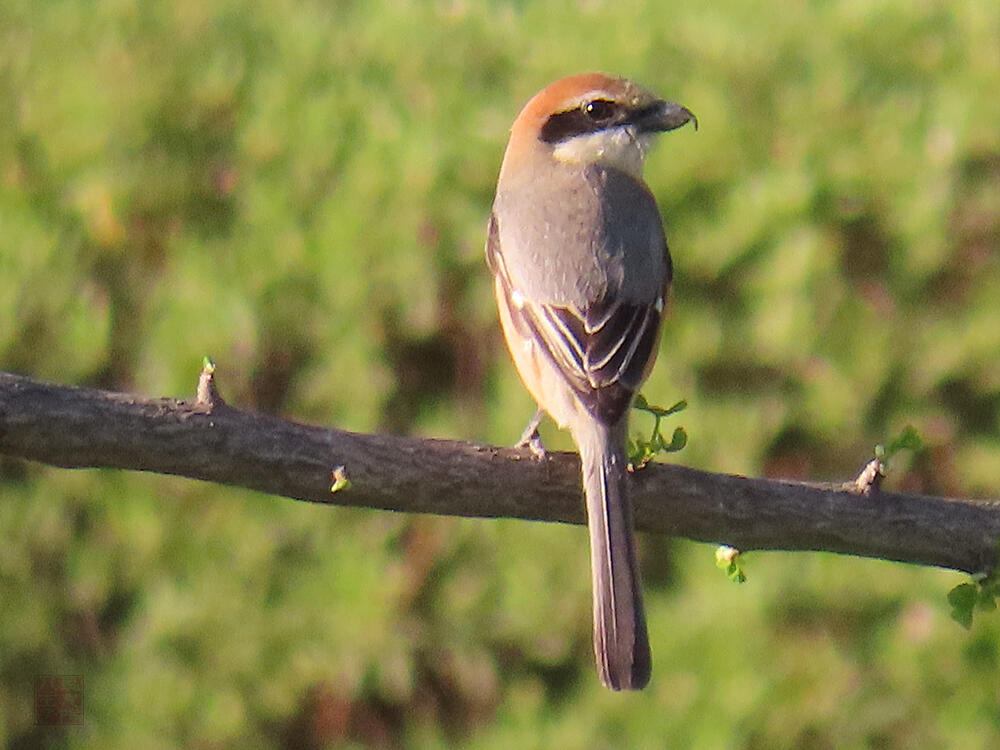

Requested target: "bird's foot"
[{"left": 515, "top": 409, "right": 547, "bottom": 459}]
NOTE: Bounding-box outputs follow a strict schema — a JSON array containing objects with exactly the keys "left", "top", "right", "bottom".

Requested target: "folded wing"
[{"left": 488, "top": 214, "right": 663, "bottom": 426}]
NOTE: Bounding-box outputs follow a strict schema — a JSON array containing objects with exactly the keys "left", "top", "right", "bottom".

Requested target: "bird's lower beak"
[{"left": 638, "top": 100, "right": 698, "bottom": 133}]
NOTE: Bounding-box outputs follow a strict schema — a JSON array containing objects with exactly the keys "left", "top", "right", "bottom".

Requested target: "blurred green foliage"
[{"left": 2, "top": 0, "right": 999, "bottom": 747}]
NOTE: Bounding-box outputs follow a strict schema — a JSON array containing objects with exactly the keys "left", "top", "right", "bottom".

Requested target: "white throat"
[{"left": 552, "top": 126, "right": 653, "bottom": 180}]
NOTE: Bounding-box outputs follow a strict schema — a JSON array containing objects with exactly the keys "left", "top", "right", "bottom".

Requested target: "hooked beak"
[{"left": 635, "top": 100, "right": 698, "bottom": 133}]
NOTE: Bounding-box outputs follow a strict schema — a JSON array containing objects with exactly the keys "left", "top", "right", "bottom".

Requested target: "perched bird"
[{"left": 486, "top": 73, "right": 695, "bottom": 690}]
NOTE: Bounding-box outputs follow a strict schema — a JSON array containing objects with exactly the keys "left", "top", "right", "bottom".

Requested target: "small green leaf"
[
  {"left": 626, "top": 436, "right": 656, "bottom": 470},
  {"left": 629, "top": 394, "right": 688, "bottom": 467},
  {"left": 715, "top": 546, "right": 747, "bottom": 584},
  {"left": 633, "top": 397, "right": 687, "bottom": 418},
  {"left": 884, "top": 425, "right": 922, "bottom": 459},
  {"left": 949, "top": 583, "right": 978, "bottom": 629},
  {"left": 662, "top": 426, "right": 687, "bottom": 453},
  {"left": 948, "top": 540, "right": 1000, "bottom": 629}
]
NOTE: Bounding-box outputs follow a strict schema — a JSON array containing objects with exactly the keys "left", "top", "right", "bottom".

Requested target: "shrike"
[{"left": 486, "top": 73, "right": 694, "bottom": 690}]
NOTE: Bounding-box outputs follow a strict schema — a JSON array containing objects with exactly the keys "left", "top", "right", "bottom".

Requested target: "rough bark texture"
[{"left": 2, "top": 370, "right": 999, "bottom": 574}]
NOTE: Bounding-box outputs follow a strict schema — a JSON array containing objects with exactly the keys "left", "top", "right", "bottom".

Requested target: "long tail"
[{"left": 575, "top": 418, "right": 651, "bottom": 691}]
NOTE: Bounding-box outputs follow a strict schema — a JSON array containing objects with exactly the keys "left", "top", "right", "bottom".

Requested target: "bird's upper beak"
[{"left": 634, "top": 100, "right": 698, "bottom": 133}]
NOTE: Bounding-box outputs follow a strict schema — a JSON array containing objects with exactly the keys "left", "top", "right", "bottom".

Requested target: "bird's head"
[{"left": 502, "top": 73, "right": 696, "bottom": 181}]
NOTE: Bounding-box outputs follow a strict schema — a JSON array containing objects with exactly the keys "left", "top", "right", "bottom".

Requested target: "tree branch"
[{"left": 2, "top": 370, "right": 998, "bottom": 575}]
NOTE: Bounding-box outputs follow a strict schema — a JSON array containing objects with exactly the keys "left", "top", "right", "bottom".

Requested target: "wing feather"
[{"left": 489, "top": 213, "right": 663, "bottom": 425}]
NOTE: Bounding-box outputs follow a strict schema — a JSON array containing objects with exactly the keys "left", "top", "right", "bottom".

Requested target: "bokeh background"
[{"left": 2, "top": 0, "right": 1000, "bottom": 747}]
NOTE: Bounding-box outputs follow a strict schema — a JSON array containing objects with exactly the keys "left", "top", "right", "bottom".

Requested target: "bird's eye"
[{"left": 583, "top": 99, "right": 616, "bottom": 122}]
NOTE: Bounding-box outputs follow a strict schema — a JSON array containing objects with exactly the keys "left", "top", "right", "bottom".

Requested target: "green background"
[{"left": 2, "top": 0, "right": 999, "bottom": 747}]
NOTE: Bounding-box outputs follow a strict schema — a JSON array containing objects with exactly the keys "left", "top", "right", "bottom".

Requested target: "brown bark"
[{"left": 1, "top": 370, "right": 998, "bottom": 574}]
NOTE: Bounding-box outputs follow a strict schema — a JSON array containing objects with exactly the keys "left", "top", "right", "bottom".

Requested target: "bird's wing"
[{"left": 488, "top": 213, "right": 664, "bottom": 425}]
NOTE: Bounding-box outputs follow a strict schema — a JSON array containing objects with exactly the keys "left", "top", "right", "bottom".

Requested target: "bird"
[{"left": 486, "top": 73, "right": 695, "bottom": 690}]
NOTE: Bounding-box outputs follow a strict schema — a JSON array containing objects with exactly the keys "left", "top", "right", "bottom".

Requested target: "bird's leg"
[{"left": 515, "top": 408, "right": 547, "bottom": 458}]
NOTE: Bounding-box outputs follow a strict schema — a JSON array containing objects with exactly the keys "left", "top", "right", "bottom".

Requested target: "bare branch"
[{"left": 1, "top": 370, "right": 999, "bottom": 574}]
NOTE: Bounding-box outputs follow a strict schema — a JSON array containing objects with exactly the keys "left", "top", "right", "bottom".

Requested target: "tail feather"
[{"left": 576, "top": 419, "right": 651, "bottom": 690}]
